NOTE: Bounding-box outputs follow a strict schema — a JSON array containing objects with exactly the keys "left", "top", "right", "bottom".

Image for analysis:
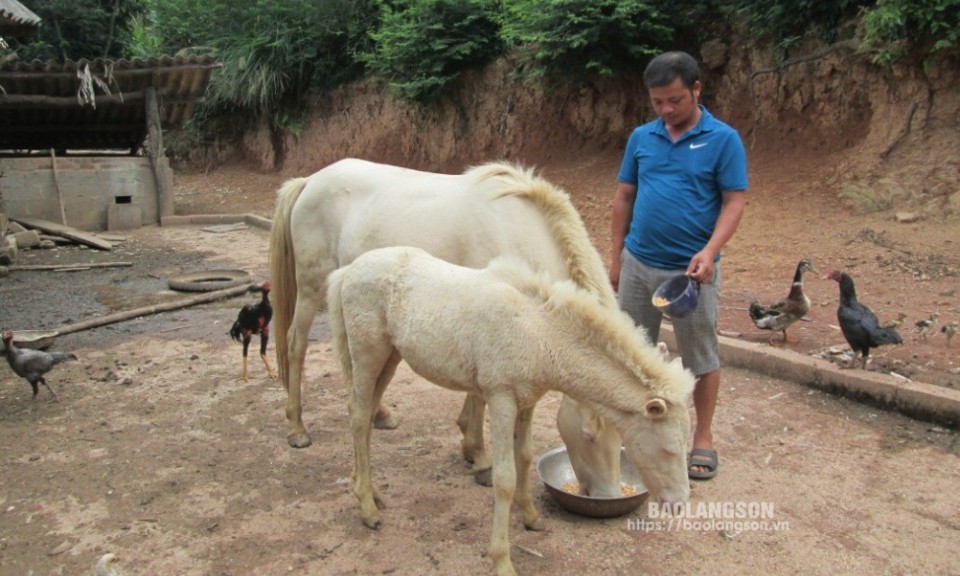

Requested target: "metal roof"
[
  {"left": 0, "top": 0, "right": 40, "bottom": 36},
  {"left": 0, "top": 55, "right": 221, "bottom": 153}
]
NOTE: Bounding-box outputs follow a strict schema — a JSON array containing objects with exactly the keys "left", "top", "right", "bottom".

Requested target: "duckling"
[
  {"left": 749, "top": 259, "right": 818, "bottom": 345},
  {"left": 882, "top": 312, "right": 907, "bottom": 331},
  {"left": 942, "top": 321, "right": 958, "bottom": 347},
  {"left": 915, "top": 312, "right": 939, "bottom": 341},
  {"left": 94, "top": 553, "right": 124, "bottom": 576}
]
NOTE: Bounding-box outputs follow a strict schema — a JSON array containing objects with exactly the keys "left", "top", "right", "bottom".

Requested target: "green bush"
[
  {"left": 861, "top": 0, "right": 960, "bottom": 63},
  {"left": 500, "top": 0, "right": 672, "bottom": 79},
  {"left": 729, "top": 0, "right": 870, "bottom": 52},
  {"left": 362, "top": 0, "right": 505, "bottom": 103},
  {"left": 135, "top": 0, "right": 378, "bottom": 131}
]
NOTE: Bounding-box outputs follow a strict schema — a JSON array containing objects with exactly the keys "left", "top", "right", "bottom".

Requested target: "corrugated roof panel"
[
  {"left": 0, "top": 56, "right": 220, "bottom": 152},
  {"left": 0, "top": 0, "right": 40, "bottom": 27}
]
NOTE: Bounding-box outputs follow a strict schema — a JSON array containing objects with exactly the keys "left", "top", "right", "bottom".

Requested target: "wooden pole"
[
  {"left": 144, "top": 86, "right": 174, "bottom": 223},
  {"left": 55, "top": 282, "right": 255, "bottom": 336},
  {"left": 9, "top": 262, "right": 133, "bottom": 271},
  {"left": 49, "top": 148, "right": 68, "bottom": 225}
]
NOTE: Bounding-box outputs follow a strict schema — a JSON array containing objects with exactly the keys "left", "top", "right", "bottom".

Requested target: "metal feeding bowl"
[
  {"left": 652, "top": 274, "right": 700, "bottom": 319},
  {"left": 537, "top": 446, "right": 648, "bottom": 518}
]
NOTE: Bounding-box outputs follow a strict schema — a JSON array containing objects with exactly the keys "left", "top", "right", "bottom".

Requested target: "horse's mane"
[
  {"left": 485, "top": 255, "right": 555, "bottom": 300},
  {"left": 482, "top": 252, "right": 693, "bottom": 406},
  {"left": 464, "top": 162, "right": 617, "bottom": 309},
  {"left": 542, "top": 281, "right": 695, "bottom": 407}
]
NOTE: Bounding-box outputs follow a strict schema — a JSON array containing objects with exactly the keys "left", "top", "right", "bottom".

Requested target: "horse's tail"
[
  {"left": 269, "top": 176, "right": 310, "bottom": 391},
  {"left": 325, "top": 265, "right": 352, "bottom": 386},
  {"left": 468, "top": 162, "right": 618, "bottom": 309}
]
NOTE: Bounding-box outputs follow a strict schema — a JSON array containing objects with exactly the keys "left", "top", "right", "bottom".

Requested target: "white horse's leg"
[
  {"left": 457, "top": 394, "right": 492, "bottom": 486},
  {"left": 485, "top": 394, "right": 519, "bottom": 576},
  {"left": 513, "top": 406, "right": 543, "bottom": 530},
  {"left": 286, "top": 291, "right": 321, "bottom": 448}
]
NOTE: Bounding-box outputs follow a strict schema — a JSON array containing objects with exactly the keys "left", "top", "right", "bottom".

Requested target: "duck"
[{"left": 748, "top": 259, "right": 818, "bottom": 345}]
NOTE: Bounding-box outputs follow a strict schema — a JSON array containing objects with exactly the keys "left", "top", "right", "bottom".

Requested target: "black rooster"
[
  {"left": 229, "top": 281, "right": 276, "bottom": 381},
  {"left": 827, "top": 271, "right": 903, "bottom": 369},
  {"left": 1, "top": 329, "right": 77, "bottom": 401}
]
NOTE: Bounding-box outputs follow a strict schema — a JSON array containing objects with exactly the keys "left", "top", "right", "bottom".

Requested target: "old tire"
[{"left": 168, "top": 269, "right": 251, "bottom": 292}]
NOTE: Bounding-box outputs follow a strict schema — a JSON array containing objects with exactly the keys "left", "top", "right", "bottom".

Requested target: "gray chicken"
[{"left": 1, "top": 329, "right": 77, "bottom": 401}]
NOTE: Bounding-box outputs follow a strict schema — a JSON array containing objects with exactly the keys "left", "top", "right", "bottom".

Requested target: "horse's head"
[
  {"left": 620, "top": 395, "right": 691, "bottom": 504},
  {"left": 618, "top": 357, "right": 693, "bottom": 505}
]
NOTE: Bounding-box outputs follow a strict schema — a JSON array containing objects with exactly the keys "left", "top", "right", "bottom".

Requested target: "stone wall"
[{"left": 0, "top": 155, "right": 170, "bottom": 231}]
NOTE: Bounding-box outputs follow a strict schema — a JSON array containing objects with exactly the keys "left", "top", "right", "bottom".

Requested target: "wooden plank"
[
  {"left": 0, "top": 92, "right": 146, "bottom": 108},
  {"left": 11, "top": 217, "right": 113, "bottom": 250},
  {"left": 55, "top": 282, "right": 254, "bottom": 336}
]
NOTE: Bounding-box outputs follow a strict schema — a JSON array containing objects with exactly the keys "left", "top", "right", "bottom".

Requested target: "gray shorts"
[{"left": 617, "top": 249, "right": 720, "bottom": 376}]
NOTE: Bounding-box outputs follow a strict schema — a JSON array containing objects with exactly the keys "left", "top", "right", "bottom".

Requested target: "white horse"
[
  {"left": 328, "top": 247, "right": 693, "bottom": 576},
  {"left": 269, "top": 158, "right": 622, "bottom": 487}
]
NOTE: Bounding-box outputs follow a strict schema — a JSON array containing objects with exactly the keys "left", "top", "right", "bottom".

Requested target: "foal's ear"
[{"left": 645, "top": 398, "right": 668, "bottom": 418}]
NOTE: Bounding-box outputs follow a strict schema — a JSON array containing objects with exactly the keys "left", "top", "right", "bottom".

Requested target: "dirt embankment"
[{"left": 216, "top": 38, "right": 960, "bottom": 219}]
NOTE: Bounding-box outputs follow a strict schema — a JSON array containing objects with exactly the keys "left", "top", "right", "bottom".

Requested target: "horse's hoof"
[
  {"left": 473, "top": 468, "right": 493, "bottom": 487},
  {"left": 524, "top": 516, "right": 545, "bottom": 531},
  {"left": 362, "top": 515, "right": 382, "bottom": 530},
  {"left": 287, "top": 432, "right": 312, "bottom": 448},
  {"left": 374, "top": 414, "right": 400, "bottom": 430}
]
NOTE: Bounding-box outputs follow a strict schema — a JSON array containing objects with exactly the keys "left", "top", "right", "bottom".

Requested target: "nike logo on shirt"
[{"left": 689, "top": 142, "right": 708, "bottom": 149}]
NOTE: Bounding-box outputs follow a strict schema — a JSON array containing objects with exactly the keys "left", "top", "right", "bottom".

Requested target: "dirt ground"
[{"left": 1, "top": 150, "right": 959, "bottom": 575}]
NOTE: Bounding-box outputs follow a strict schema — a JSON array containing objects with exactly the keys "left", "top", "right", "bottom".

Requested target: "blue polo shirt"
[{"left": 617, "top": 105, "right": 747, "bottom": 269}]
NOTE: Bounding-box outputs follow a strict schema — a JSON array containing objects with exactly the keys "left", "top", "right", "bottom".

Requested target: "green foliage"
[
  {"left": 11, "top": 0, "right": 145, "bottom": 61},
  {"left": 664, "top": 1, "right": 733, "bottom": 52},
  {"left": 500, "top": 0, "right": 672, "bottom": 79},
  {"left": 729, "top": 0, "right": 870, "bottom": 48},
  {"left": 362, "top": 0, "right": 505, "bottom": 103},
  {"left": 861, "top": 0, "right": 960, "bottom": 63},
  {"left": 134, "top": 0, "right": 379, "bottom": 131},
  {"left": 126, "top": 13, "right": 165, "bottom": 58}
]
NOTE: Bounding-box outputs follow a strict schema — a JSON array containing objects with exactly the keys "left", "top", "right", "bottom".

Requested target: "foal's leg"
[
  {"left": 457, "top": 394, "right": 492, "bottom": 486},
  {"left": 350, "top": 346, "right": 399, "bottom": 529},
  {"left": 285, "top": 290, "right": 322, "bottom": 448},
  {"left": 485, "top": 394, "right": 519, "bottom": 576},
  {"left": 513, "top": 406, "right": 543, "bottom": 530},
  {"left": 372, "top": 351, "right": 402, "bottom": 431}
]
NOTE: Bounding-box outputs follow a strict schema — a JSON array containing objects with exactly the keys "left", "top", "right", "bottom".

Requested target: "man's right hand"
[{"left": 609, "top": 260, "right": 621, "bottom": 293}]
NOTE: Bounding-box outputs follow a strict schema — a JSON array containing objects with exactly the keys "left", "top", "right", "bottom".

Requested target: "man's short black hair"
[{"left": 643, "top": 51, "right": 700, "bottom": 90}]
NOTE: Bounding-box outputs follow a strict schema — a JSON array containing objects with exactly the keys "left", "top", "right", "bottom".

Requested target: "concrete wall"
[{"left": 0, "top": 155, "right": 170, "bottom": 231}]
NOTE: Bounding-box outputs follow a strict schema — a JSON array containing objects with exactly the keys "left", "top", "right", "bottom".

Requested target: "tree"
[
  {"left": 11, "top": 0, "right": 145, "bottom": 61},
  {"left": 500, "top": 0, "right": 673, "bottom": 80},
  {"left": 363, "top": 0, "right": 505, "bottom": 102}
]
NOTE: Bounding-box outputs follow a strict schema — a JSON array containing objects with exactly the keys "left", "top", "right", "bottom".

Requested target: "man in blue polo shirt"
[{"left": 610, "top": 51, "right": 748, "bottom": 480}]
